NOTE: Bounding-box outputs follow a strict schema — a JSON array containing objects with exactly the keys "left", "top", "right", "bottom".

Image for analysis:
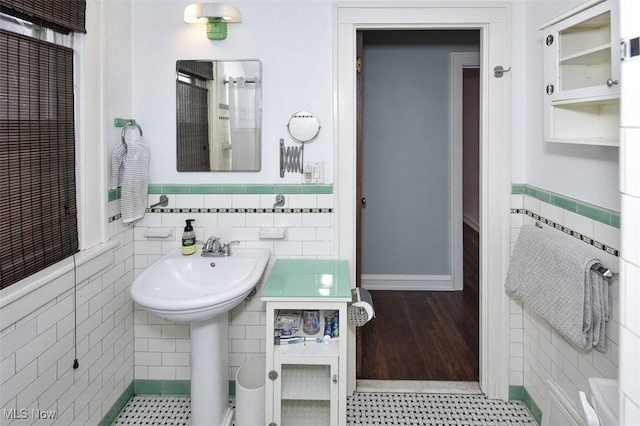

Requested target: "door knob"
[{"left": 361, "top": 197, "right": 366, "bottom": 207}]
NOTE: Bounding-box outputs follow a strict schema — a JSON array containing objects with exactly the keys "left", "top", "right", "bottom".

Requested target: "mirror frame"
[{"left": 287, "top": 111, "right": 321, "bottom": 143}]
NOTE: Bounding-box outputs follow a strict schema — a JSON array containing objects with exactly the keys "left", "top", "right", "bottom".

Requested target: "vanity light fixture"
[{"left": 184, "top": 3, "right": 241, "bottom": 40}]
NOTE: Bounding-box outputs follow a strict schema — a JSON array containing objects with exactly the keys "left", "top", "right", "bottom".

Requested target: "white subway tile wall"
[
  {"left": 132, "top": 193, "right": 334, "bottom": 382},
  {"left": 0, "top": 226, "right": 135, "bottom": 425},
  {"left": 619, "top": 0, "right": 640, "bottom": 421},
  {"left": 509, "top": 195, "right": 620, "bottom": 416}
]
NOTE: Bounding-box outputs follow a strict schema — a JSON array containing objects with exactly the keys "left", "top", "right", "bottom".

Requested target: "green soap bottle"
[{"left": 182, "top": 219, "right": 196, "bottom": 255}]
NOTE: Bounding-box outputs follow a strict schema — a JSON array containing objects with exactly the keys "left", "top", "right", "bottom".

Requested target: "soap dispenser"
[{"left": 182, "top": 219, "right": 196, "bottom": 255}]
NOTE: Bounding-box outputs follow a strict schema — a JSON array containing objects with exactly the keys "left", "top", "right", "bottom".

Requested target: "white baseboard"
[
  {"left": 357, "top": 380, "right": 481, "bottom": 394},
  {"left": 361, "top": 274, "right": 453, "bottom": 291}
]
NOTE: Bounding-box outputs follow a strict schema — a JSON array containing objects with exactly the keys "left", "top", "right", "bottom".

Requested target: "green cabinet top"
[{"left": 261, "top": 259, "right": 352, "bottom": 301}]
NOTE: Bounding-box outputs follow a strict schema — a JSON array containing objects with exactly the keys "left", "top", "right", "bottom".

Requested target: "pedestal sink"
[{"left": 130, "top": 248, "right": 271, "bottom": 426}]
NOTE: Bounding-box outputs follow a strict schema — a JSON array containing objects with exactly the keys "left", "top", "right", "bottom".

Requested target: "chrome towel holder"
[{"left": 121, "top": 121, "right": 143, "bottom": 145}]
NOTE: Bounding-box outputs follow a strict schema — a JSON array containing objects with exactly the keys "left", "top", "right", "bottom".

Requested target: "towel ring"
[{"left": 121, "top": 122, "right": 143, "bottom": 144}]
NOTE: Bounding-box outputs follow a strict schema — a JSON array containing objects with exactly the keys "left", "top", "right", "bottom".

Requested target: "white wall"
[
  {"left": 130, "top": 0, "right": 333, "bottom": 185},
  {"left": 360, "top": 31, "right": 479, "bottom": 277},
  {"left": 618, "top": 0, "right": 640, "bottom": 423}
]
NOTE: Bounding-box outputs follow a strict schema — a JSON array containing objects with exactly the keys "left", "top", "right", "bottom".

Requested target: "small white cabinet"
[
  {"left": 261, "top": 260, "right": 351, "bottom": 426},
  {"left": 540, "top": 0, "right": 620, "bottom": 145}
]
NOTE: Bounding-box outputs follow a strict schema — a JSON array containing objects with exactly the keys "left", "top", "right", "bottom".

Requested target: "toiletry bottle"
[{"left": 182, "top": 219, "right": 196, "bottom": 255}]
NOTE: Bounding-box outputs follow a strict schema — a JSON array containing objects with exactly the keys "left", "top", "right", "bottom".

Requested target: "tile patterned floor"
[
  {"left": 113, "top": 393, "right": 535, "bottom": 425},
  {"left": 347, "top": 393, "right": 536, "bottom": 425},
  {"left": 114, "top": 396, "right": 191, "bottom": 425}
]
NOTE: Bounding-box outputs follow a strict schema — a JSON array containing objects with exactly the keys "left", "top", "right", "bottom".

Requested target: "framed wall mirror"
[{"left": 176, "top": 59, "right": 262, "bottom": 171}]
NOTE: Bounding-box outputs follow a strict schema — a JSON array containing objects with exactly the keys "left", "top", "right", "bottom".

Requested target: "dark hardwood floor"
[{"left": 358, "top": 223, "right": 479, "bottom": 381}]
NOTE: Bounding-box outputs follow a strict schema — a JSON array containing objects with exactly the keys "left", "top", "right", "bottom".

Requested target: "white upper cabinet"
[{"left": 540, "top": 0, "right": 620, "bottom": 146}]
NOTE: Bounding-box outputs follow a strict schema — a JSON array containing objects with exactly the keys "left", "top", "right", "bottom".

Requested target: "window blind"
[
  {"left": 177, "top": 80, "right": 211, "bottom": 171},
  {"left": 0, "top": 0, "right": 86, "bottom": 34},
  {"left": 0, "top": 29, "right": 79, "bottom": 289}
]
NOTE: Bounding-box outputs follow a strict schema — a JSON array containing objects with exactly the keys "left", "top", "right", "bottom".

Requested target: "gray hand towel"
[{"left": 505, "top": 225, "right": 608, "bottom": 352}]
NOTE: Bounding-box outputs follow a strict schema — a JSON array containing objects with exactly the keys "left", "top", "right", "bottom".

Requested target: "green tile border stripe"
[
  {"left": 99, "top": 379, "right": 238, "bottom": 424},
  {"left": 108, "top": 188, "right": 120, "bottom": 202},
  {"left": 110, "top": 184, "right": 332, "bottom": 201},
  {"left": 134, "top": 379, "right": 191, "bottom": 396},
  {"left": 512, "top": 184, "right": 619, "bottom": 228},
  {"left": 509, "top": 385, "right": 542, "bottom": 425},
  {"left": 523, "top": 387, "right": 542, "bottom": 425},
  {"left": 147, "top": 184, "right": 333, "bottom": 195},
  {"left": 98, "top": 381, "right": 134, "bottom": 426}
]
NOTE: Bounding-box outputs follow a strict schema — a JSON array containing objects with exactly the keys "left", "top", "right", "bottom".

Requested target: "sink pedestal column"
[{"left": 190, "top": 315, "right": 233, "bottom": 426}]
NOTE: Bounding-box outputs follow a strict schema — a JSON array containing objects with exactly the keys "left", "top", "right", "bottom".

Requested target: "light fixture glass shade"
[
  {"left": 206, "top": 18, "right": 227, "bottom": 40},
  {"left": 184, "top": 3, "right": 241, "bottom": 24}
]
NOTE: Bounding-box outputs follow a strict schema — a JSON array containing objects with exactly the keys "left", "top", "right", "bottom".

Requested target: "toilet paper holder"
[{"left": 348, "top": 287, "right": 375, "bottom": 326}]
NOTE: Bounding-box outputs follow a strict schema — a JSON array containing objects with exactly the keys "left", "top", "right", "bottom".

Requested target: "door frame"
[{"left": 333, "top": 3, "right": 512, "bottom": 400}]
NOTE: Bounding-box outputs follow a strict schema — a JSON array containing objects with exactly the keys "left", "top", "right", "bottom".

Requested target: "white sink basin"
[{"left": 131, "top": 248, "right": 271, "bottom": 322}]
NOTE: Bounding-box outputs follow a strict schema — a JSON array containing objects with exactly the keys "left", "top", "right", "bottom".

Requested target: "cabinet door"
[
  {"left": 542, "top": 0, "right": 621, "bottom": 145},
  {"left": 270, "top": 357, "right": 339, "bottom": 426},
  {"left": 544, "top": 1, "right": 619, "bottom": 102}
]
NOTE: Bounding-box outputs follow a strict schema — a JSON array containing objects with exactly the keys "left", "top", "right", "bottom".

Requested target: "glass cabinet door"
[
  {"left": 545, "top": 1, "right": 619, "bottom": 101},
  {"left": 272, "top": 358, "right": 338, "bottom": 426}
]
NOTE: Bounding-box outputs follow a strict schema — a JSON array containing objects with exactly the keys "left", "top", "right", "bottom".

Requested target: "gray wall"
[{"left": 361, "top": 30, "right": 480, "bottom": 276}]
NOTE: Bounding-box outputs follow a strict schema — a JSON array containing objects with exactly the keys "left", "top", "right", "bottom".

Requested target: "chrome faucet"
[
  {"left": 201, "top": 237, "right": 240, "bottom": 257},
  {"left": 202, "top": 236, "right": 222, "bottom": 255}
]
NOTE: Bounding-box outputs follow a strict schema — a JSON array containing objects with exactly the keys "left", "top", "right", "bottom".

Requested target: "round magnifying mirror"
[{"left": 287, "top": 111, "right": 320, "bottom": 143}]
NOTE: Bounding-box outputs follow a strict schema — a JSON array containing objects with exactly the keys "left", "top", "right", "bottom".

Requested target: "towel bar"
[{"left": 591, "top": 264, "right": 614, "bottom": 279}]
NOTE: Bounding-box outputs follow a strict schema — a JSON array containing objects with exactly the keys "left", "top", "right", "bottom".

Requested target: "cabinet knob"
[
  {"left": 268, "top": 370, "right": 278, "bottom": 381},
  {"left": 332, "top": 374, "right": 338, "bottom": 384},
  {"left": 546, "top": 84, "right": 555, "bottom": 95},
  {"left": 545, "top": 34, "right": 554, "bottom": 46},
  {"left": 607, "top": 79, "right": 619, "bottom": 87}
]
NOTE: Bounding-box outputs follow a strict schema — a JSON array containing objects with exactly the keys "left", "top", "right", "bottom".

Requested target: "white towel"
[
  {"left": 505, "top": 225, "right": 609, "bottom": 352},
  {"left": 109, "top": 143, "right": 127, "bottom": 190},
  {"left": 120, "top": 136, "right": 149, "bottom": 224}
]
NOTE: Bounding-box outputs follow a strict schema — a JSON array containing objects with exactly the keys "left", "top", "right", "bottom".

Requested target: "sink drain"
[{"left": 210, "top": 262, "right": 216, "bottom": 267}]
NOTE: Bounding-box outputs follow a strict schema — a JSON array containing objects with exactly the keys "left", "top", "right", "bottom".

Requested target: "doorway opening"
[
  {"left": 355, "top": 30, "right": 481, "bottom": 382},
  {"left": 334, "top": 3, "right": 512, "bottom": 399}
]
